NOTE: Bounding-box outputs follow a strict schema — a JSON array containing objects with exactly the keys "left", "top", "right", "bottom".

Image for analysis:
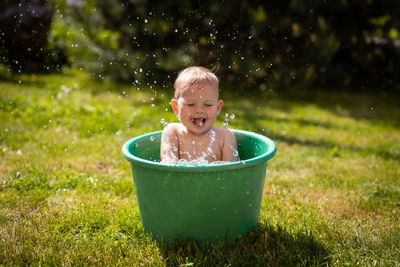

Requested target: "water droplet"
[
  {"left": 249, "top": 203, "right": 252, "bottom": 207},
  {"left": 246, "top": 190, "right": 250, "bottom": 194},
  {"left": 233, "top": 150, "right": 238, "bottom": 157}
]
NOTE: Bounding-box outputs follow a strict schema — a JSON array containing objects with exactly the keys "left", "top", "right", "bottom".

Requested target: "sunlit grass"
[{"left": 1, "top": 70, "right": 399, "bottom": 265}]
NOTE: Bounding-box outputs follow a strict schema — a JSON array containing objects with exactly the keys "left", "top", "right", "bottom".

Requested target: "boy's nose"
[{"left": 195, "top": 105, "right": 204, "bottom": 113}]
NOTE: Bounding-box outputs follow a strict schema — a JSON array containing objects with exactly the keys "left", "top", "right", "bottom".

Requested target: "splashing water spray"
[
  {"left": 159, "top": 111, "right": 237, "bottom": 166},
  {"left": 160, "top": 118, "right": 168, "bottom": 128},
  {"left": 223, "top": 113, "right": 236, "bottom": 128}
]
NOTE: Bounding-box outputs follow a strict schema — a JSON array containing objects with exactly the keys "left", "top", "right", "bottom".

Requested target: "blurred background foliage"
[{"left": 1, "top": 0, "right": 399, "bottom": 90}]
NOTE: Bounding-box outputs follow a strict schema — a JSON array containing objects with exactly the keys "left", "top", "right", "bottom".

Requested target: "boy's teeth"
[{"left": 192, "top": 118, "right": 205, "bottom": 127}]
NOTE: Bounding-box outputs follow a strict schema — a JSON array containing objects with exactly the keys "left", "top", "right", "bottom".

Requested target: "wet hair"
[{"left": 173, "top": 66, "right": 219, "bottom": 99}]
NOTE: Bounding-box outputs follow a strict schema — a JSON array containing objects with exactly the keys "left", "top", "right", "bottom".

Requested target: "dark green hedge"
[{"left": 1, "top": 0, "right": 399, "bottom": 88}]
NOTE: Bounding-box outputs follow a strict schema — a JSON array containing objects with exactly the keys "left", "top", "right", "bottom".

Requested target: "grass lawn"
[{"left": 1, "top": 69, "right": 399, "bottom": 266}]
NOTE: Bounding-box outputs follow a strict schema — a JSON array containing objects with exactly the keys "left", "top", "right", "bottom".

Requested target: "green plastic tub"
[{"left": 122, "top": 129, "right": 276, "bottom": 246}]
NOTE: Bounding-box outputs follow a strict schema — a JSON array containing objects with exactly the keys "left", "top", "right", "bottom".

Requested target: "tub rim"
[{"left": 122, "top": 129, "right": 276, "bottom": 172}]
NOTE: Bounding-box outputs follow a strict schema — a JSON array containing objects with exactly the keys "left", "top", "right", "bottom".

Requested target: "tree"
[{"left": 0, "top": 0, "right": 66, "bottom": 73}]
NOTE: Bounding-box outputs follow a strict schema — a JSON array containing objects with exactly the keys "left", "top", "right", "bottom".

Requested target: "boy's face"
[{"left": 171, "top": 82, "right": 223, "bottom": 136}]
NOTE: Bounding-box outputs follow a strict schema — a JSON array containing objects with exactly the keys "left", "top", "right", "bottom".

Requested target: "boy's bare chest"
[{"left": 177, "top": 135, "right": 223, "bottom": 162}]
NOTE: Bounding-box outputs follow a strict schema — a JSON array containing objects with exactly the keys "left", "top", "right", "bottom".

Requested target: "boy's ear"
[
  {"left": 217, "top": 100, "right": 223, "bottom": 114},
  {"left": 171, "top": 99, "right": 179, "bottom": 115}
]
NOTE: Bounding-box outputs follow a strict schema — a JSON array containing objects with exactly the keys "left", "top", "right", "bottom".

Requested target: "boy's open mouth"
[{"left": 191, "top": 118, "right": 206, "bottom": 127}]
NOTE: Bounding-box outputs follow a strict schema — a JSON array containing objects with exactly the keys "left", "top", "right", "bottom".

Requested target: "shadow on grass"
[
  {"left": 159, "top": 222, "right": 330, "bottom": 266},
  {"left": 226, "top": 86, "right": 400, "bottom": 128}
]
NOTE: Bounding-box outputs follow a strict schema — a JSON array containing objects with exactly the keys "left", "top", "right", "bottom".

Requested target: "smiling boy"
[{"left": 160, "top": 66, "right": 239, "bottom": 163}]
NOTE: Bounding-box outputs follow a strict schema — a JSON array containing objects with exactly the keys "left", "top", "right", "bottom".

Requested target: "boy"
[{"left": 160, "top": 66, "right": 239, "bottom": 164}]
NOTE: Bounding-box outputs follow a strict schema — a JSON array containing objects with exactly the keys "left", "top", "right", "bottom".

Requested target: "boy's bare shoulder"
[
  {"left": 213, "top": 127, "right": 236, "bottom": 139},
  {"left": 163, "top": 122, "right": 180, "bottom": 131},
  {"left": 162, "top": 123, "right": 182, "bottom": 136}
]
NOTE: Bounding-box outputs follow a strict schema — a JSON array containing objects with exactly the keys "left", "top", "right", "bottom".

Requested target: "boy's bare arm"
[
  {"left": 221, "top": 129, "right": 240, "bottom": 162},
  {"left": 160, "top": 124, "right": 179, "bottom": 163}
]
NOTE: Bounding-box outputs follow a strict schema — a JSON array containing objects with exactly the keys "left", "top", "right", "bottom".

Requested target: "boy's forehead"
[
  {"left": 180, "top": 82, "right": 218, "bottom": 96},
  {"left": 176, "top": 81, "right": 219, "bottom": 98}
]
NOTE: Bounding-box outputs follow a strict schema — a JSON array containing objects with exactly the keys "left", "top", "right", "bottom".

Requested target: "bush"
[
  {"left": 0, "top": 0, "right": 67, "bottom": 73},
  {"left": 3, "top": 0, "right": 400, "bottom": 89}
]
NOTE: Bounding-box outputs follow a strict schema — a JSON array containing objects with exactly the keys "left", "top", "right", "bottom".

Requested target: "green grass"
[{"left": 1, "top": 69, "right": 399, "bottom": 266}]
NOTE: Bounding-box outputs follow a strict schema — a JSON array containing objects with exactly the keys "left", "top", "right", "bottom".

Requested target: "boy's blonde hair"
[{"left": 174, "top": 66, "right": 219, "bottom": 99}]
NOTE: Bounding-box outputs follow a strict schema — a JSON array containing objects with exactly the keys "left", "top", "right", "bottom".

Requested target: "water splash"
[
  {"left": 227, "top": 143, "right": 239, "bottom": 159},
  {"left": 161, "top": 125, "right": 241, "bottom": 165},
  {"left": 222, "top": 113, "right": 236, "bottom": 128},
  {"left": 172, "top": 158, "right": 209, "bottom": 166},
  {"left": 209, "top": 161, "right": 226, "bottom": 165},
  {"left": 160, "top": 118, "right": 168, "bottom": 127}
]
